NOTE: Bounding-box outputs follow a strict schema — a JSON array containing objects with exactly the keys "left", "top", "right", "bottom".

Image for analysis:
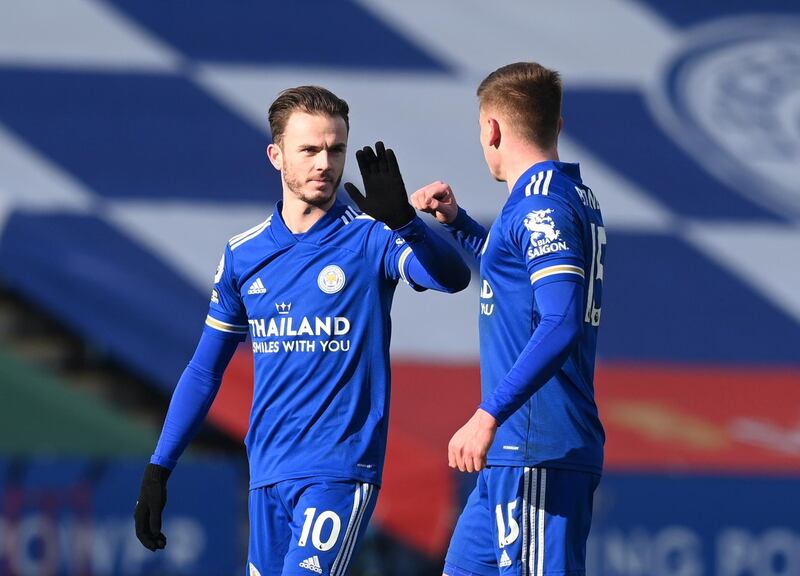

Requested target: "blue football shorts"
[
  {"left": 445, "top": 466, "right": 600, "bottom": 576},
  {"left": 247, "top": 477, "right": 378, "bottom": 576}
]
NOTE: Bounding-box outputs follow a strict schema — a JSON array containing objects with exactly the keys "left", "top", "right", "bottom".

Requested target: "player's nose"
[{"left": 315, "top": 150, "right": 332, "bottom": 171}]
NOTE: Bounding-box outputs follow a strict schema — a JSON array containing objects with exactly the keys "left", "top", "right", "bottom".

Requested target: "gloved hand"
[
  {"left": 134, "top": 463, "right": 171, "bottom": 551},
  {"left": 344, "top": 141, "right": 416, "bottom": 230}
]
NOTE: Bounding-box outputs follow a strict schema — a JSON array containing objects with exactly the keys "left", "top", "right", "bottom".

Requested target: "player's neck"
[
  {"left": 503, "top": 146, "right": 559, "bottom": 193},
  {"left": 281, "top": 192, "right": 336, "bottom": 234}
]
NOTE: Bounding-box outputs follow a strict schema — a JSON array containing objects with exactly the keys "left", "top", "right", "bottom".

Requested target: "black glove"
[
  {"left": 344, "top": 141, "right": 416, "bottom": 230},
  {"left": 134, "top": 463, "right": 171, "bottom": 551}
]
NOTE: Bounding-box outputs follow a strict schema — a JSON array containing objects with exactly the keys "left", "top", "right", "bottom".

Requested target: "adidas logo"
[
  {"left": 299, "top": 555, "right": 322, "bottom": 574},
  {"left": 248, "top": 278, "right": 267, "bottom": 295},
  {"left": 499, "top": 549, "right": 512, "bottom": 567}
]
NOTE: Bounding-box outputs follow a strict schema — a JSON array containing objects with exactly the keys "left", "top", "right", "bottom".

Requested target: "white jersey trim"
[
  {"left": 398, "top": 246, "right": 414, "bottom": 284},
  {"left": 537, "top": 469, "right": 547, "bottom": 576},
  {"left": 230, "top": 215, "right": 272, "bottom": 250},
  {"left": 525, "top": 170, "right": 553, "bottom": 197},
  {"left": 205, "top": 314, "right": 248, "bottom": 334},
  {"left": 331, "top": 483, "right": 373, "bottom": 576},
  {"left": 529, "top": 264, "right": 584, "bottom": 285}
]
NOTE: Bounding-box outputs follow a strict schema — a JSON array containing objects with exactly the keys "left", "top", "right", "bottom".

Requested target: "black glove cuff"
[
  {"left": 144, "top": 463, "right": 172, "bottom": 484},
  {"left": 386, "top": 204, "right": 416, "bottom": 230}
]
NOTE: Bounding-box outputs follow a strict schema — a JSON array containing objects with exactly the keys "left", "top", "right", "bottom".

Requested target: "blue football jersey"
[
  {"left": 480, "top": 161, "right": 606, "bottom": 474},
  {"left": 206, "top": 199, "right": 420, "bottom": 489}
]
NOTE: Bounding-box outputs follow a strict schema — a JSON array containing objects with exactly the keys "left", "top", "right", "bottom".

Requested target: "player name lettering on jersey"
[{"left": 574, "top": 185, "right": 600, "bottom": 211}]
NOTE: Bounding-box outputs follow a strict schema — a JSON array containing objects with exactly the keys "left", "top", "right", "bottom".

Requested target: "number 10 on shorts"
[{"left": 299, "top": 508, "right": 342, "bottom": 551}]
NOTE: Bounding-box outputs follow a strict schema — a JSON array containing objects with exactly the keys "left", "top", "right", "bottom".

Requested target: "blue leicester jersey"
[
  {"left": 206, "top": 199, "right": 420, "bottom": 489},
  {"left": 480, "top": 161, "right": 606, "bottom": 474}
]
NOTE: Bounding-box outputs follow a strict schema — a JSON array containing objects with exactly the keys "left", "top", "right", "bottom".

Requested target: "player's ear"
[
  {"left": 557, "top": 116, "right": 564, "bottom": 136},
  {"left": 488, "top": 117, "right": 501, "bottom": 148},
  {"left": 267, "top": 143, "right": 283, "bottom": 171}
]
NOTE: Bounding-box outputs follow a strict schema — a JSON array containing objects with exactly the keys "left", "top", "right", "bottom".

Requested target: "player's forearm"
[
  {"left": 480, "top": 281, "right": 583, "bottom": 424},
  {"left": 396, "top": 216, "right": 471, "bottom": 293},
  {"left": 442, "top": 207, "right": 489, "bottom": 262},
  {"left": 150, "top": 332, "right": 238, "bottom": 469}
]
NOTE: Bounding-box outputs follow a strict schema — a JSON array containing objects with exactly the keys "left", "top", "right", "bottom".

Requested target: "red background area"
[
  {"left": 598, "top": 364, "right": 800, "bottom": 473},
  {"left": 209, "top": 348, "right": 800, "bottom": 556}
]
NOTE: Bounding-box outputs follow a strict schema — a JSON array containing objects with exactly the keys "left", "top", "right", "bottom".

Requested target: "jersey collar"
[
  {"left": 511, "top": 160, "right": 582, "bottom": 196},
  {"left": 269, "top": 197, "right": 351, "bottom": 247}
]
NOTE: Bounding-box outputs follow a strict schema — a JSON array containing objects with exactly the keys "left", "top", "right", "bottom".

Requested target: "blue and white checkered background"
[
  {"left": 2, "top": 0, "right": 798, "bottom": 384},
  {"left": 1, "top": 0, "right": 799, "bottom": 377},
  {"left": 2, "top": 2, "right": 800, "bottom": 575}
]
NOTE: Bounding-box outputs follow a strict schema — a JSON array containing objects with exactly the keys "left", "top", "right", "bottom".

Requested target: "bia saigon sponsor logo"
[{"left": 524, "top": 209, "right": 567, "bottom": 260}]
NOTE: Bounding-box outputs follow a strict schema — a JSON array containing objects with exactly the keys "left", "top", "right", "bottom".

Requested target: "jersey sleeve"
[
  {"left": 479, "top": 279, "right": 584, "bottom": 424},
  {"left": 204, "top": 244, "right": 249, "bottom": 340},
  {"left": 366, "top": 219, "right": 426, "bottom": 291},
  {"left": 442, "top": 207, "right": 490, "bottom": 263},
  {"left": 509, "top": 195, "right": 585, "bottom": 289},
  {"left": 151, "top": 331, "right": 239, "bottom": 469}
]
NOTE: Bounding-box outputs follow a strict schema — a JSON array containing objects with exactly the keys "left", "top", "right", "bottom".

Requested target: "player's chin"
[
  {"left": 302, "top": 184, "right": 335, "bottom": 206},
  {"left": 490, "top": 169, "right": 506, "bottom": 183},
  {"left": 486, "top": 164, "right": 505, "bottom": 183}
]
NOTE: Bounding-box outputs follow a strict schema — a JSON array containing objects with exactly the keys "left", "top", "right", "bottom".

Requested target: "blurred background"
[{"left": 1, "top": 0, "right": 799, "bottom": 574}]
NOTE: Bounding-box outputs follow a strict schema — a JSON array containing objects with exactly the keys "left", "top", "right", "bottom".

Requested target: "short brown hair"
[
  {"left": 268, "top": 86, "right": 350, "bottom": 145},
  {"left": 477, "top": 62, "right": 562, "bottom": 149}
]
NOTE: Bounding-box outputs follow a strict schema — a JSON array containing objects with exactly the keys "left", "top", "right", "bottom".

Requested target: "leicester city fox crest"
[
  {"left": 524, "top": 209, "right": 567, "bottom": 260},
  {"left": 318, "top": 265, "right": 346, "bottom": 294},
  {"left": 650, "top": 16, "right": 800, "bottom": 218}
]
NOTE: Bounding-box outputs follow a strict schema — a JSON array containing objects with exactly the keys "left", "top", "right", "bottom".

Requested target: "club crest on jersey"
[
  {"left": 524, "top": 209, "right": 568, "bottom": 260},
  {"left": 318, "top": 265, "right": 346, "bottom": 294}
]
